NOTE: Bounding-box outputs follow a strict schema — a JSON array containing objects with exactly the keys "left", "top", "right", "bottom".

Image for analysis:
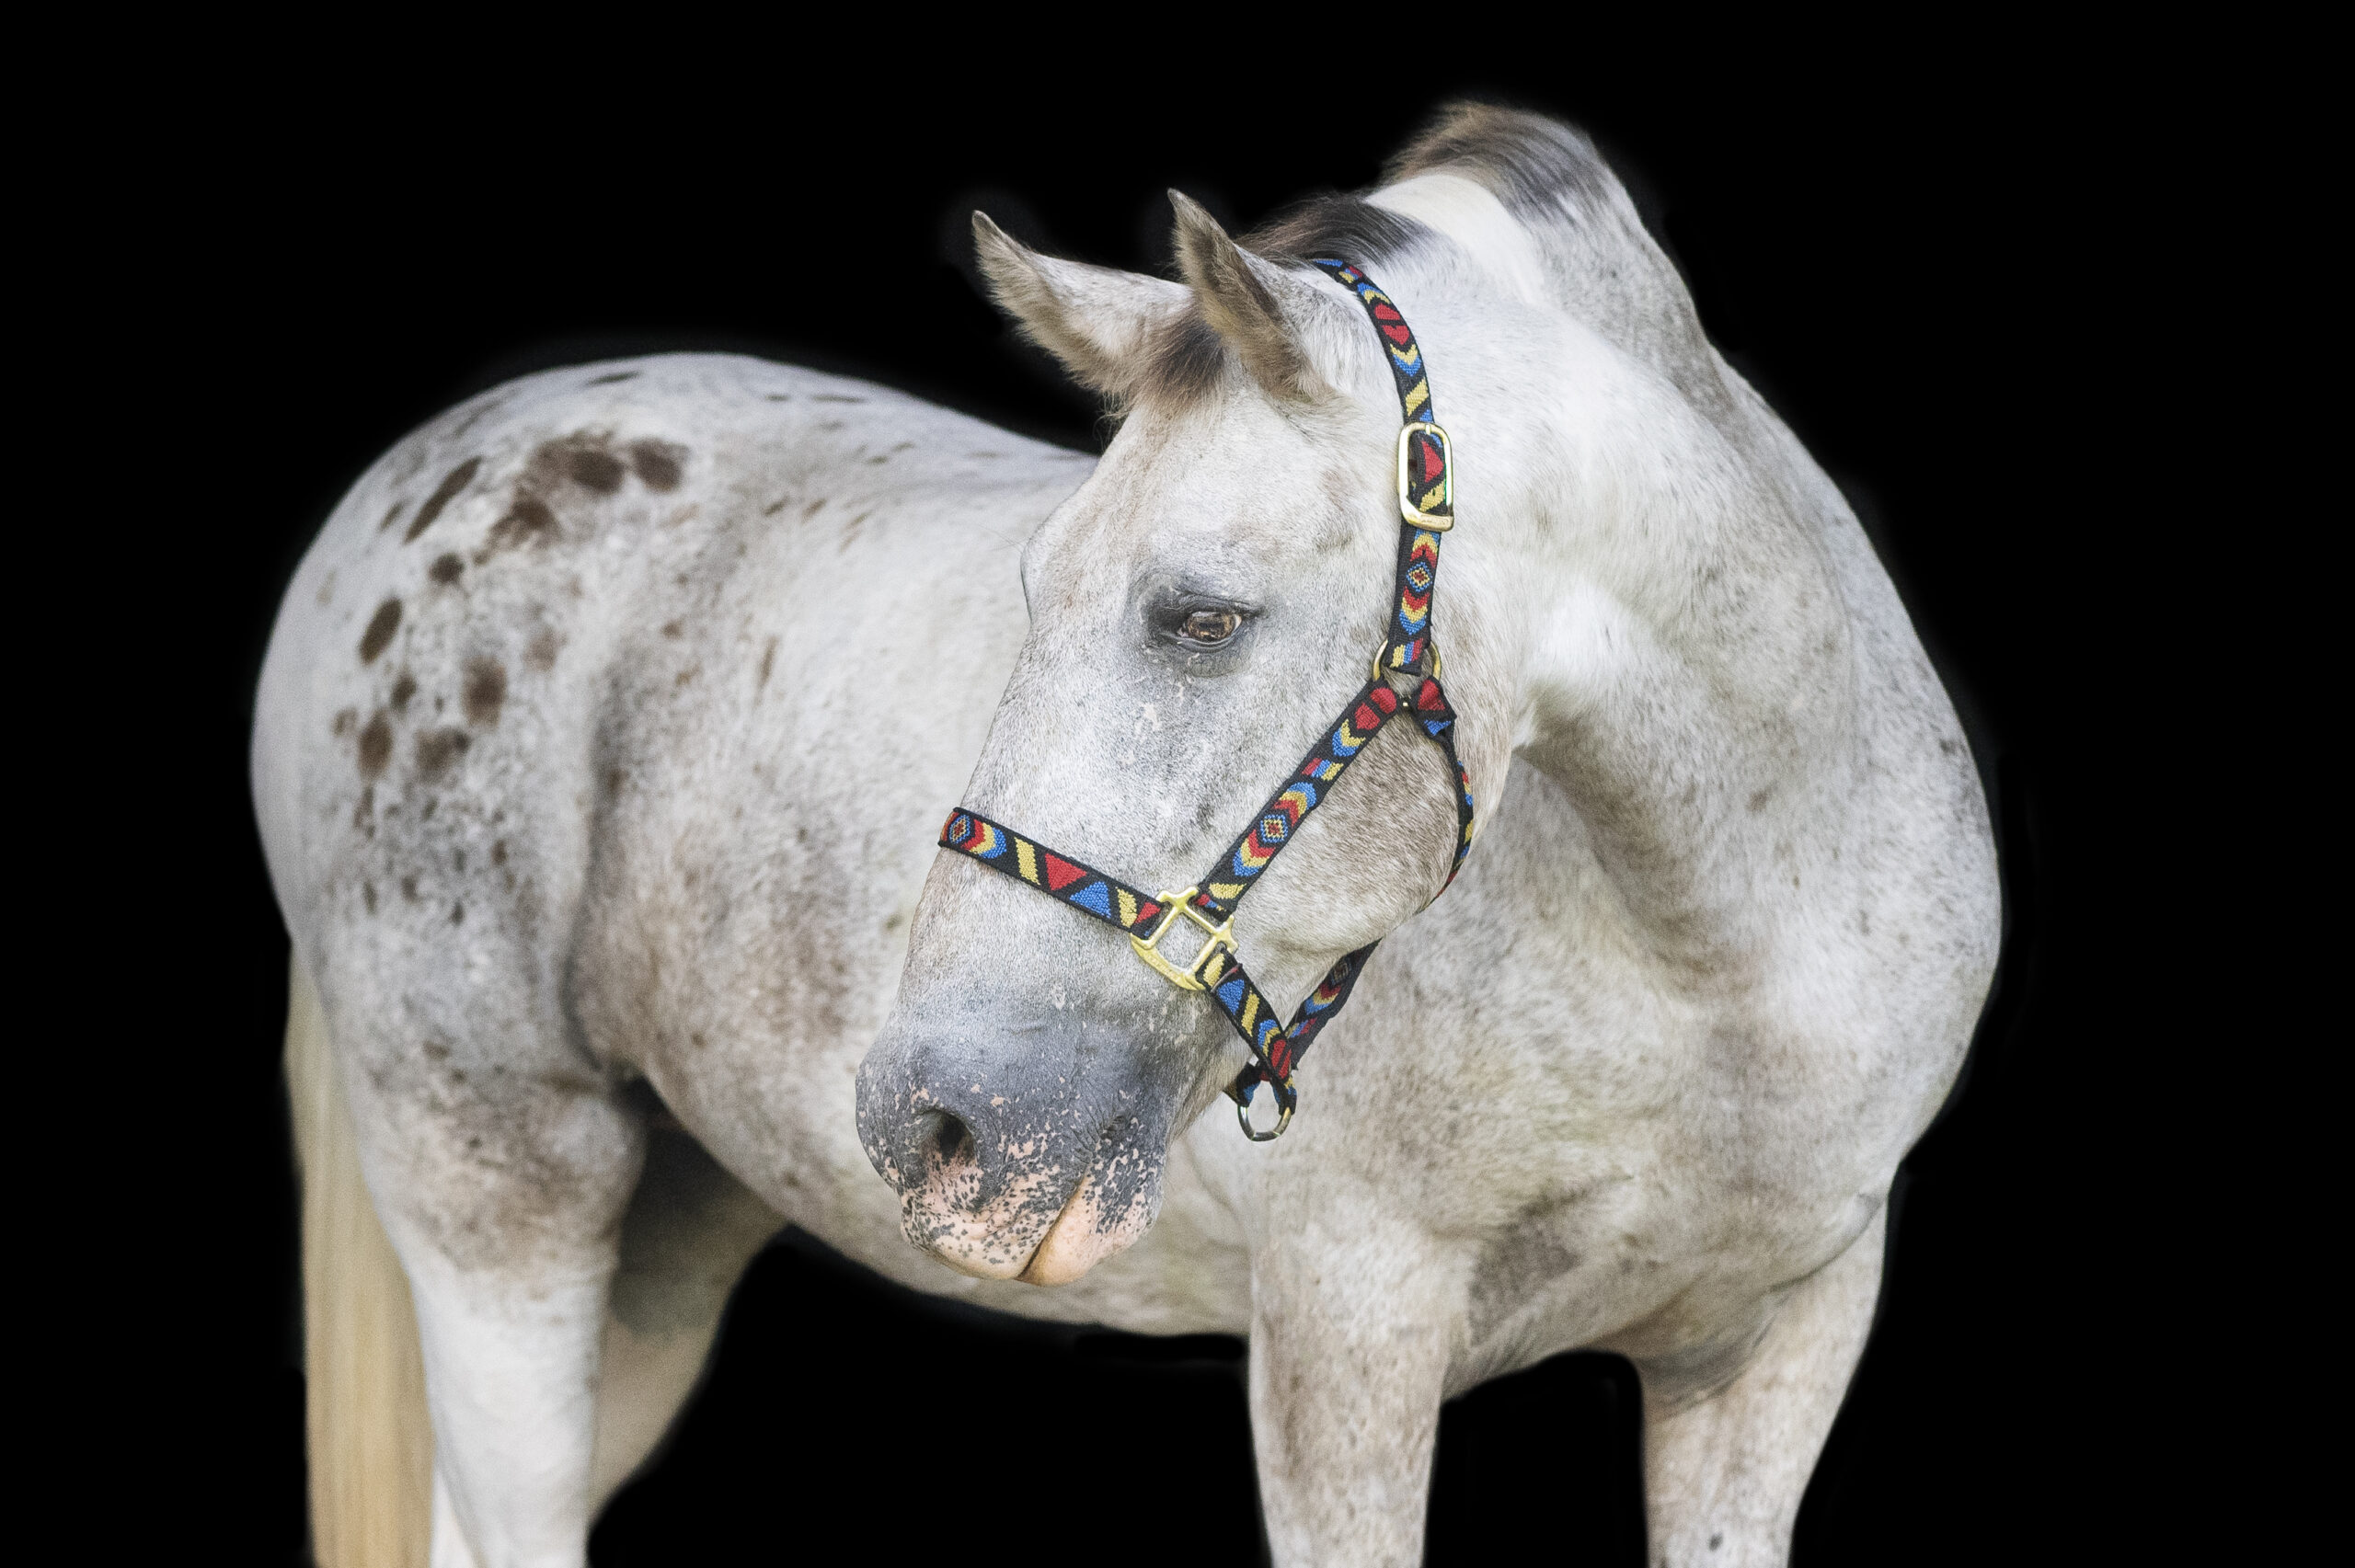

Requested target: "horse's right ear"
[{"left": 971, "top": 212, "right": 1189, "bottom": 399}]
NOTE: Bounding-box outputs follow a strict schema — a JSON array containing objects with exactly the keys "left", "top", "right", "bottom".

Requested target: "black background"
[{"left": 92, "top": 52, "right": 2204, "bottom": 1566}]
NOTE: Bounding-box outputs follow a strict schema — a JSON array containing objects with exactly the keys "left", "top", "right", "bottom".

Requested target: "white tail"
[{"left": 285, "top": 957, "right": 433, "bottom": 1567}]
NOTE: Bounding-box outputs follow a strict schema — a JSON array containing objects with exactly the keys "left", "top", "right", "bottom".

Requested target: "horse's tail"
[{"left": 285, "top": 956, "right": 434, "bottom": 1567}]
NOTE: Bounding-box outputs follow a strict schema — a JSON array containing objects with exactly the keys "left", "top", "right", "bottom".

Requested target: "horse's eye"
[{"left": 1181, "top": 609, "right": 1241, "bottom": 645}]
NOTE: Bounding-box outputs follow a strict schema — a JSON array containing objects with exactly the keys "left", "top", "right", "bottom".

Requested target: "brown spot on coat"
[
  {"left": 401, "top": 876, "right": 419, "bottom": 900},
  {"left": 491, "top": 840, "right": 508, "bottom": 864},
  {"left": 391, "top": 672, "right": 417, "bottom": 713},
  {"left": 661, "top": 620, "right": 683, "bottom": 639},
  {"left": 463, "top": 658, "right": 507, "bottom": 726},
  {"left": 585, "top": 371, "right": 639, "bottom": 386},
  {"left": 477, "top": 496, "right": 557, "bottom": 559},
  {"left": 362, "top": 882, "right": 377, "bottom": 913},
  {"left": 450, "top": 902, "right": 465, "bottom": 925},
  {"left": 802, "top": 498, "right": 826, "bottom": 520},
  {"left": 416, "top": 727, "right": 470, "bottom": 781},
  {"left": 332, "top": 708, "right": 357, "bottom": 737},
  {"left": 357, "top": 713, "right": 393, "bottom": 779},
  {"left": 429, "top": 554, "right": 465, "bottom": 585},
  {"left": 379, "top": 501, "right": 406, "bottom": 532},
  {"left": 628, "top": 441, "right": 684, "bottom": 491},
  {"left": 525, "top": 629, "right": 561, "bottom": 670},
  {"left": 757, "top": 637, "right": 777, "bottom": 690},
  {"left": 405, "top": 458, "right": 482, "bottom": 544},
  {"left": 359, "top": 599, "right": 402, "bottom": 663},
  {"left": 569, "top": 449, "right": 626, "bottom": 493}
]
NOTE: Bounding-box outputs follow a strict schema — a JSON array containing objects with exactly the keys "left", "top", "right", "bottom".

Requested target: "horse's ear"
[
  {"left": 971, "top": 212, "right": 1189, "bottom": 398},
  {"left": 1167, "top": 191, "right": 1333, "bottom": 404}
]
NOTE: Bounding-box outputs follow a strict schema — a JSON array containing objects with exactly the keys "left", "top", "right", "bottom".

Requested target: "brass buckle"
[
  {"left": 1396, "top": 422, "right": 1453, "bottom": 531},
  {"left": 1130, "top": 886, "right": 1236, "bottom": 991}
]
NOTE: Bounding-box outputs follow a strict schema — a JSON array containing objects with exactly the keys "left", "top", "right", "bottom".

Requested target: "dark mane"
[
  {"left": 1133, "top": 102, "right": 1721, "bottom": 415},
  {"left": 1384, "top": 100, "right": 1729, "bottom": 418},
  {"left": 1243, "top": 191, "right": 1430, "bottom": 268},
  {"left": 1384, "top": 102, "right": 1621, "bottom": 223}
]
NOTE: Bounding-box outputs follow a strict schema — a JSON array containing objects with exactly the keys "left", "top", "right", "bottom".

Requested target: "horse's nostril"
[{"left": 931, "top": 1110, "right": 974, "bottom": 1166}]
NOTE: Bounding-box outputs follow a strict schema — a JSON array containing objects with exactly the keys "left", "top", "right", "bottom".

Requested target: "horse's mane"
[
  {"left": 1383, "top": 103, "right": 1727, "bottom": 413},
  {"left": 1140, "top": 103, "right": 1728, "bottom": 417}
]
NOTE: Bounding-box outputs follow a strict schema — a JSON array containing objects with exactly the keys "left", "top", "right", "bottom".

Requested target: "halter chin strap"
[{"left": 937, "top": 260, "right": 1476, "bottom": 1139}]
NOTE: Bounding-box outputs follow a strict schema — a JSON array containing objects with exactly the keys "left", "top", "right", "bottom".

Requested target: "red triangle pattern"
[{"left": 1043, "top": 853, "right": 1086, "bottom": 891}]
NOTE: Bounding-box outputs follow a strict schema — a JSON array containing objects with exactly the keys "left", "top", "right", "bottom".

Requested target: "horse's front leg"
[
  {"left": 1246, "top": 1209, "right": 1456, "bottom": 1567},
  {"left": 347, "top": 1041, "right": 645, "bottom": 1568},
  {"left": 1634, "top": 1204, "right": 1888, "bottom": 1567}
]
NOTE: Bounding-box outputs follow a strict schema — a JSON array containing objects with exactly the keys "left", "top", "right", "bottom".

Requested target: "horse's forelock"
[{"left": 1134, "top": 308, "right": 1228, "bottom": 406}]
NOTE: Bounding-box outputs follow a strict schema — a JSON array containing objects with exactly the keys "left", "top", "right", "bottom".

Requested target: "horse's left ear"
[
  {"left": 972, "top": 212, "right": 1191, "bottom": 399},
  {"left": 1168, "top": 191, "right": 1335, "bottom": 404}
]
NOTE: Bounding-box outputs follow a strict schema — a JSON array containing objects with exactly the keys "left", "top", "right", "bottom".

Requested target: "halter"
[{"left": 938, "top": 261, "right": 1476, "bottom": 1140}]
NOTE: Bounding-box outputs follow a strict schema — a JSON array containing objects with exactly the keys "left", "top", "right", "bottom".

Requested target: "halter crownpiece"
[{"left": 938, "top": 261, "right": 1476, "bottom": 1140}]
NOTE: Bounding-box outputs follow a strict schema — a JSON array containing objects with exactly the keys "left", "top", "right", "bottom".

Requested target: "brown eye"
[{"left": 1181, "top": 609, "right": 1241, "bottom": 644}]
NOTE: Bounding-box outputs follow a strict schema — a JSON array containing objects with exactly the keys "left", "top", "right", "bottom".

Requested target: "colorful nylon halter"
[{"left": 938, "top": 261, "right": 1476, "bottom": 1139}]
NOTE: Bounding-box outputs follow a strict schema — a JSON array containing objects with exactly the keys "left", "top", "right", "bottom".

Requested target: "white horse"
[{"left": 255, "top": 105, "right": 1996, "bottom": 1567}]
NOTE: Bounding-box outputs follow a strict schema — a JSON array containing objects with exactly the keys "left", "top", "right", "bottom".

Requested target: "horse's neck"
[
  {"left": 1360, "top": 173, "right": 1862, "bottom": 971},
  {"left": 1472, "top": 333, "right": 1862, "bottom": 974}
]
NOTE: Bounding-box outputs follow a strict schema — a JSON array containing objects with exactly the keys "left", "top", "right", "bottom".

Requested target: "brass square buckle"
[
  {"left": 1396, "top": 421, "right": 1453, "bottom": 530},
  {"left": 1130, "top": 886, "right": 1237, "bottom": 991}
]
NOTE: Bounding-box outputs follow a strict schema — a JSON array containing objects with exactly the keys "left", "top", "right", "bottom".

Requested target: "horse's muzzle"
[{"left": 854, "top": 1016, "right": 1176, "bottom": 1284}]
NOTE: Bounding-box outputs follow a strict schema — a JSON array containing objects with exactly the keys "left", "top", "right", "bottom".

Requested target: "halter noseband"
[{"left": 938, "top": 261, "right": 1476, "bottom": 1140}]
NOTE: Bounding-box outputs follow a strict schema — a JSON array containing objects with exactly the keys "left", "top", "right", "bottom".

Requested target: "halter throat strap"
[{"left": 938, "top": 260, "right": 1476, "bottom": 1139}]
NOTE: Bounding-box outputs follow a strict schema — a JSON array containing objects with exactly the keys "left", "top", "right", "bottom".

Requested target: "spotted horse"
[{"left": 255, "top": 104, "right": 1997, "bottom": 1567}]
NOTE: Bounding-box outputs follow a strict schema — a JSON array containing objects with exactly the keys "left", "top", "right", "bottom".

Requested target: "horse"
[{"left": 254, "top": 104, "right": 1998, "bottom": 1567}]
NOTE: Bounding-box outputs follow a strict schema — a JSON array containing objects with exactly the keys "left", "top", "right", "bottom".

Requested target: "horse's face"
[{"left": 857, "top": 201, "right": 1469, "bottom": 1283}]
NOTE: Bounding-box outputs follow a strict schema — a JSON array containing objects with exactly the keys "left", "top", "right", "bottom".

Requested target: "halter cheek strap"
[{"left": 938, "top": 260, "right": 1476, "bottom": 1139}]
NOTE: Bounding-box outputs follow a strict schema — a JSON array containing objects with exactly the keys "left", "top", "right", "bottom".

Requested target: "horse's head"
[{"left": 857, "top": 188, "right": 1522, "bottom": 1284}]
